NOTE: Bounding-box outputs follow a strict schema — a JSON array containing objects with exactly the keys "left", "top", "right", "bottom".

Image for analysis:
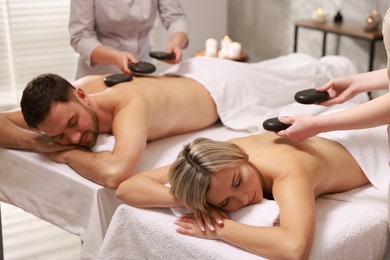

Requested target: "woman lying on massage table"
[{"left": 116, "top": 132, "right": 369, "bottom": 259}]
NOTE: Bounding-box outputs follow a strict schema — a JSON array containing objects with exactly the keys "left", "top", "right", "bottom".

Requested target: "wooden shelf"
[
  {"left": 295, "top": 19, "right": 383, "bottom": 41},
  {"left": 195, "top": 50, "right": 248, "bottom": 62}
]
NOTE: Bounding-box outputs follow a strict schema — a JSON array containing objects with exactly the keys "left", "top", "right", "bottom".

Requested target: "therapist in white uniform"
[{"left": 69, "top": 0, "right": 190, "bottom": 79}]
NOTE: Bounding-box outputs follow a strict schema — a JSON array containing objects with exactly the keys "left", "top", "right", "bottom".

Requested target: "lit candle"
[
  {"left": 364, "top": 10, "right": 381, "bottom": 31},
  {"left": 220, "top": 35, "right": 232, "bottom": 50},
  {"left": 227, "top": 42, "right": 242, "bottom": 59},
  {"left": 205, "top": 38, "right": 218, "bottom": 57},
  {"left": 311, "top": 8, "right": 327, "bottom": 23},
  {"left": 218, "top": 47, "right": 229, "bottom": 59}
]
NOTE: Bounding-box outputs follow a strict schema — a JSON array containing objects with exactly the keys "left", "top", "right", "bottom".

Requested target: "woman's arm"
[
  {"left": 175, "top": 174, "right": 316, "bottom": 259},
  {"left": 317, "top": 68, "right": 388, "bottom": 106},
  {"left": 278, "top": 91, "right": 390, "bottom": 141},
  {"left": 116, "top": 165, "right": 183, "bottom": 207}
]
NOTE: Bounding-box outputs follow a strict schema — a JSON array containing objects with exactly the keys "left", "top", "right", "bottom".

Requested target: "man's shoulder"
[{"left": 74, "top": 75, "right": 108, "bottom": 94}]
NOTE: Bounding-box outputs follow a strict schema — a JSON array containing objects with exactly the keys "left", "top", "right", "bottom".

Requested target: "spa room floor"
[{"left": 1, "top": 202, "right": 81, "bottom": 259}]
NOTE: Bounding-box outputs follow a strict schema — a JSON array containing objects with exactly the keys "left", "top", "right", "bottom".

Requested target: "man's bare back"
[
  {"left": 26, "top": 73, "right": 219, "bottom": 188},
  {"left": 232, "top": 133, "right": 368, "bottom": 197},
  {"left": 76, "top": 74, "right": 219, "bottom": 140}
]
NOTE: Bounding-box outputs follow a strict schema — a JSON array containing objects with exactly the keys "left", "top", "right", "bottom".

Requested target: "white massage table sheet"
[
  {"left": 0, "top": 147, "right": 121, "bottom": 259},
  {"left": 98, "top": 186, "right": 389, "bottom": 260}
]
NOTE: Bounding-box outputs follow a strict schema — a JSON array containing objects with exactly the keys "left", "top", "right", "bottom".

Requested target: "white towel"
[
  {"left": 166, "top": 181, "right": 279, "bottom": 227},
  {"left": 98, "top": 185, "right": 389, "bottom": 260},
  {"left": 97, "top": 204, "right": 266, "bottom": 260},
  {"left": 310, "top": 187, "right": 389, "bottom": 259},
  {"left": 170, "top": 198, "right": 279, "bottom": 227},
  {"left": 163, "top": 53, "right": 367, "bottom": 133},
  {"left": 318, "top": 125, "right": 390, "bottom": 190}
]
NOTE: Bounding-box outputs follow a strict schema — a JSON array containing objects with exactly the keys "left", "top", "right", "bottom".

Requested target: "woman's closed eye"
[
  {"left": 234, "top": 177, "right": 241, "bottom": 188},
  {"left": 218, "top": 198, "right": 229, "bottom": 208}
]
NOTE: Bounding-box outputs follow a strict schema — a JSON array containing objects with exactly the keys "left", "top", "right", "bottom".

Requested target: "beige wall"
[
  {"left": 228, "top": 0, "right": 389, "bottom": 73},
  {"left": 153, "top": 0, "right": 228, "bottom": 72}
]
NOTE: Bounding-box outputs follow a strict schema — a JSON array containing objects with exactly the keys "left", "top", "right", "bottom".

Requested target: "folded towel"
[{"left": 170, "top": 198, "right": 279, "bottom": 227}]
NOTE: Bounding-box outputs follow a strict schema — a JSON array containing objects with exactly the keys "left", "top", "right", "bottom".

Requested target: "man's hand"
[{"left": 34, "top": 133, "right": 76, "bottom": 153}]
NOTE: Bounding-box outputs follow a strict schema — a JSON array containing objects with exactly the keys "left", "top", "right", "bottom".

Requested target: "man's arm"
[
  {"left": 0, "top": 111, "right": 73, "bottom": 152},
  {"left": 48, "top": 100, "right": 151, "bottom": 188},
  {"left": 0, "top": 112, "right": 38, "bottom": 149}
]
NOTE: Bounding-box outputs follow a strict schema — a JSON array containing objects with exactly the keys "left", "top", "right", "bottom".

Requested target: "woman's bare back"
[{"left": 232, "top": 133, "right": 368, "bottom": 197}]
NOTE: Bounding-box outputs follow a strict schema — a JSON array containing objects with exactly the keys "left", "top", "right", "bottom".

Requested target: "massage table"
[
  {"left": 0, "top": 146, "right": 122, "bottom": 259},
  {"left": 96, "top": 121, "right": 390, "bottom": 259}
]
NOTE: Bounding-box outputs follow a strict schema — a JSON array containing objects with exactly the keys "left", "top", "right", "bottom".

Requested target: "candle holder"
[
  {"left": 364, "top": 10, "right": 382, "bottom": 31},
  {"left": 311, "top": 8, "right": 328, "bottom": 23},
  {"left": 363, "top": 0, "right": 381, "bottom": 32}
]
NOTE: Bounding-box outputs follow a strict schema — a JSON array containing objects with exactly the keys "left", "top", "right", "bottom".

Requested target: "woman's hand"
[
  {"left": 276, "top": 115, "right": 321, "bottom": 142},
  {"left": 184, "top": 206, "right": 229, "bottom": 232},
  {"left": 164, "top": 31, "right": 188, "bottom": 64},
  {"left": 115, "top": 50, "right": 138, "bottom": 74},
  {"left": 315, "top": 77, "right": 361, "bottom": 106},
  {"left": 175, "top": 214, "right": 220, "bottom": 239}
]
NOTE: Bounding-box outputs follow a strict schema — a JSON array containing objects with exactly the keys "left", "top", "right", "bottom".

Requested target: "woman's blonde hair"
[{"left": 168, "top": 137, "right": 248, "bottom": 212}]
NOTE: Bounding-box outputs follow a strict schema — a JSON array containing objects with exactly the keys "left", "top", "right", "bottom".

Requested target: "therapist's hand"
[
  {"left": 276, "top": 115, "right": 322, "bottom": 142},
  {"left": 315, "top": 77, "right": 360, "bottom": 106},
  {"left": 115, "top": 50, "right": 138, "bottom": 74},
  {"left": 164, "top": 32, "right": 189, "bottom": 64},
  {"left": 165, "top": 43, "right": 183, "bottom": 64},
  {"left": 91, "top": 46, "right": 138, "bottom": 75}
]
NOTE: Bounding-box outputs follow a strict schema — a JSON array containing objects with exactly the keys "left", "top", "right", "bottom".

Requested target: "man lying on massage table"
[
  {"left": 0, "top": 53, "right": 354, "bottom": 188},
  {"left": 116, "top": 125, "right": 388, "bottom": 259}
]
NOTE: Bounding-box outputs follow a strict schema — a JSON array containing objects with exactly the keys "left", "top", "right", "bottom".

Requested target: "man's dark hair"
[{"left": 21, "top": 73, "right": 76, "bottom": 128}]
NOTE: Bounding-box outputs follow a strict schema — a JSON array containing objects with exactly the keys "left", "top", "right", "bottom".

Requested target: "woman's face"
[{"left": 206, "top": 162, "right": 264, "bottom": 212}]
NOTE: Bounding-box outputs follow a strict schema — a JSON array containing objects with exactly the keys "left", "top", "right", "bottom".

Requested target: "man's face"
[
  {"left": 37, "top": 100, "right": 99, "bottom": 148},
  {"left": 206, "top": 163, "right": 264, "bottom": 212}
]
